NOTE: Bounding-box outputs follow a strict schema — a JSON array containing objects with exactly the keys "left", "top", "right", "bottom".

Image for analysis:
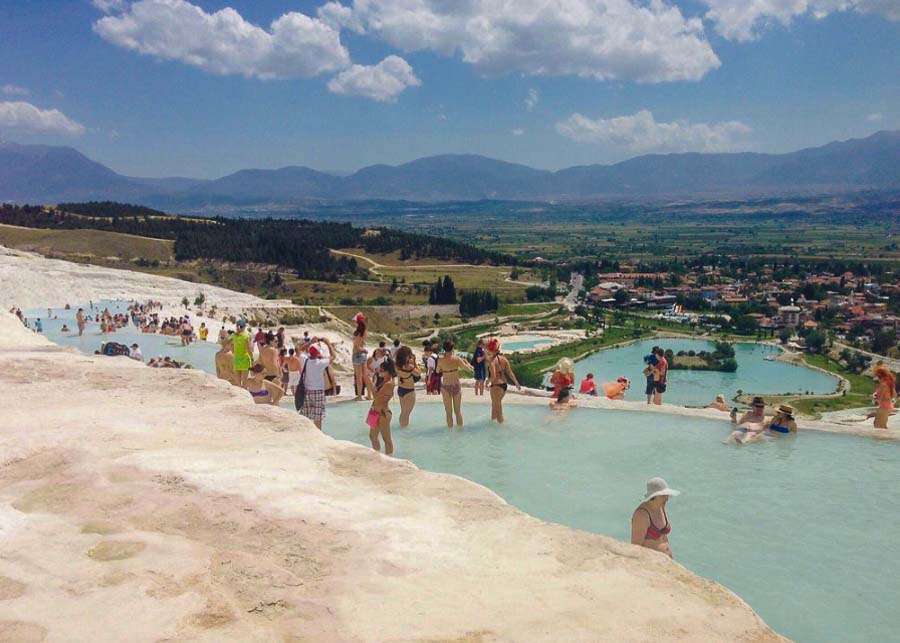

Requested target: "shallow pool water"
[
  {"left": 576, "top": 338, "right": 838, "bottom": 405},
  {"left": 28, "top": 301, "right": 220, "bottom": 375},
  {"left": 324, "top": 400, "right": 900, "bottom": 643},
  {"left": 502, "top": 335, "right": 555, "bottom": 352}
]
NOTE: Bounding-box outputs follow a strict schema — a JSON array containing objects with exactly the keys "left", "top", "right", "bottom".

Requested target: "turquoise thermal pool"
[
  {"left": 30, "top": 302, "right": 219, "bottom": 375},
  {"left": 574, "top": 338, "right": 839, "bottom": 405},
  {"left": 324, "top": 401, "right": 899, "bottom": 643},
  {"left": 501, "top": 335, "right": 555, "bottom": 352}
]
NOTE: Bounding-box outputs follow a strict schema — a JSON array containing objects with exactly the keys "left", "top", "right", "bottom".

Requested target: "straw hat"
[
  {"left": 715, "top": 393, "right": 726, "bottom": 402},
  {"left": 777, "top": 404, "right": 795, "bottom": 417},
  {"left": 556, "top": 357, "right": 574, "bottom": 374},
  {"left": 643, "top": 477, "right": 680, "bottom": 501}
]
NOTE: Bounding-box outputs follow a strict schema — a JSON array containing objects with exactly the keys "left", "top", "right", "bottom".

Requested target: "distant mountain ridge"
[{"left": 1, "top": 131, "right": 898, "bottom": 207}]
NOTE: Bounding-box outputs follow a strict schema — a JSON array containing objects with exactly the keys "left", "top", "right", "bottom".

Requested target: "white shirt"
[
  {"left": 299, "top": 353, "right": 330, "bottom": 391},
  {"left": 130, "top": 347, "right": 143, "bottom": 361}
]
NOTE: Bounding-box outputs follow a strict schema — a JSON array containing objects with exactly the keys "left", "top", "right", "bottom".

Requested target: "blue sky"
[{"left": 1, "top": 0, "right": 897, "bottom": 178}]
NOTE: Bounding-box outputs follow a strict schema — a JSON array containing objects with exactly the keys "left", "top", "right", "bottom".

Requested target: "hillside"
[{"left": 1, "top": 131, "right": 898, "bottom": 205}]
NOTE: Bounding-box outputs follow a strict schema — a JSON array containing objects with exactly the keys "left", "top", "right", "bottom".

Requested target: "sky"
[{"left": 0, "top": 0, "right": 898, "bottom": 178}]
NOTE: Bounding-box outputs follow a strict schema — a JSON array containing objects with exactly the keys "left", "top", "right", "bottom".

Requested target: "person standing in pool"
[
  {"left": 76, "top": 308, "right": 86, "bottom": 336},
  {"left": 873, "top": 365, "right": 896, "bottom": 429},
  {"left": 643, "top": 351, "right": 659, "bottom": 404},
  {"left": 652, "top": 347, "right": 668, "bottom": 406},
  {"left": 394, "top": 346, "right": 421, "bottom": 428},
  {"left": 437, "top": 339, "right": 473, "bottom": 428},
  {"left": 487, "top": 338, "right": 520, "bottom": 424},
  {"left": 369, "top": 358, "right": 397, "bottom": 455},
  {"left": 472, "top": 339, "right": 487, "bottom": 396},
  {"left": 631, "top": 478, "right": 679, "bottom": 558},
  {"left": 231, "top": 320, "right": 252, "bottom": 388},
  {"left": 297, "top": 339, "right": 336, "bottom": 430},
  {"left": 215, "top": 338, "right": 234, "bottom": 382},
  {"left": 351, "top": 313, "right": 368, "bottom": 401}
]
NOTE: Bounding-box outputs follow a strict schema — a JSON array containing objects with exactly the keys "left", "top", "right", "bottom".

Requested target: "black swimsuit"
[{"left": 397, "top": 368, "right": 417, "bottom": 397}]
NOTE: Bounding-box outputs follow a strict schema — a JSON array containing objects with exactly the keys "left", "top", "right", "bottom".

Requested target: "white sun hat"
[{"left": 643, "top": 477, "right": 680, "bottom": 501}]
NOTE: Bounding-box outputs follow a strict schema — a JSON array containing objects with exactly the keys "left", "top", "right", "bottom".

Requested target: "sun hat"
[
  {"left": 716, "top": 393, "right": 726, "bottom": 402},
  {"left": 777, "top": 404, "right": 795, "bottom": 417},
  {"left": 487, "top": 338, "right": 500, "bottom": 352},
  {"left": 643, "top": 477, "right": 680, "bottom": 501},
  {"left": 556, "top": 357, "right": 574, "bottom": 374}
]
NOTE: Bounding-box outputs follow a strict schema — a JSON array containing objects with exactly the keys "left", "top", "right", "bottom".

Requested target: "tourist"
[
  {"left": 766, "top": 404, "right": 798, "bottom": 436},
  {"left": 631, "top": 478, "right": 678, "bottom": 558},
  {"left": 257, "top": 337, "right": 280, "bottom": 382},
  {"left": 873, "top": 365, "right": 896, "bottom": 429},
  {"left": 472, "top": 338, "right": 487, "bottom": 396},
  {"left": 706, "top": 393, "right": 730, "bottom": 412},
  {"left": 731, "top": 396, "right": 766, "bottom": 424},
  {"left": 285, "top": 348, "right": 301, "bottom": 394},
  {"left": 296, "top": 338, "right": 336, "bottom": 430},
  {"left": 549, "top": 387, "right": 576, "bottom": 410},
  {"left": 34, "top": 318, "right": 43, "bottom": 333},
  {"left": 276, "top": 327, "right": 286, "bottom": 349},
  {"left": 652, "top": 347, "right": 668, "bottom": 405},
  {"left": 129, "top": 343, "right": 143, "bottom": 362},
  {"left": 247, "top": 364, "right": 284, "bottom": 405},
  {"left": 579, "top": 372, "right": 598, "bottom": 396},
  {"left": 437, "top": 339, "right": 472, "bottom": 428},
  {"left": 601, "top": 376, "right": 630, "bottom": 400},
  {"left": 643, "top": 351, "right": 659, "bottom": 404},
  {"left": 60, "top": 324, "right": 70, "bottom": 333},
  {"left": 550, "top": 358, "right": 574, "bottom": 398},
  {"left": 351, "top": 313, "right": 368, "bottom": 401},
  {"left": 198, "top": 322, "right": 208, "bottom": 341},
  {"left": 368, "top": 358, "right": 397, "bottom": 455},
  {"left": 391, "top": 338, "right": 401, "bottom": 357},
  {"left": 424, "top": 340, "right": 441, "bottom": 395},
  {"left": 366, "top": 347, "right": 387, "bottom": 398},
  {"left": 217, "top": 327, "right": 228, "bottom": 343},
  {"left": 253, "top": 326, "right": 266, "bottom": 348},
  {"left": 215, "top": 339, "right": 234, "bottom": 382},
  {"left": 394, "top": 345, "right": 420, "bottom": 428},
  {"left": 180, "top": 318, "right": 194, "bottom": 346},
  {"left": 279, "top": 348, "right": 290, "bottom": 392},
  {"left": 76, "top": 308, "right": 86, "bottom": 336},
  {"left": 487, "top": 338, "right": 520, "bottom": 424},
  {"left": 231, "top": 320, "right": 252, "bottom": 388}
]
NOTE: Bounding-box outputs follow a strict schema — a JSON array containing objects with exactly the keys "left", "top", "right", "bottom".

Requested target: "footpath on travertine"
[{"left": 0, "top": 312, "right": 783, "bottom": 642}]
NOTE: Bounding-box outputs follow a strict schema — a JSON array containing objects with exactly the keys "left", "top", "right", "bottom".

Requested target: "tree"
[
  {"left": 459, "top": 290, "right": 499, "bottom": 317},
  {"left": 805, "top": 330, "right": 827, "bottom": 353},
  {"left": 613, "top": 289, "right": 630, "bottom": 306},
  {"left": 429, "top": 275, "right": 458, "bottom": 305},
  {"left": 872, "top": 330, "right": 897, "bottom": 355},
  {"left": 734, "top": 314, "right": 759, "bottom": 335},
  {"left": 779, "top": 327, "right": 792, "bottom": 345}
]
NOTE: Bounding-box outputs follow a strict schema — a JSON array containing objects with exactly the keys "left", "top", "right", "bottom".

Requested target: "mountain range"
[{"left": 1, "top": 131, "right": 898, "bottom": 208}]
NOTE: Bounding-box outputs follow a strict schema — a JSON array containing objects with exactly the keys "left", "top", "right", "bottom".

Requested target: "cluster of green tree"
[
  {"left": 525, "top": 280, "right": 557, "bottom": 302},
  {"left": 666, "top": 341, "right": 737, "bottom": 372},
  {"left": 839, "top": 349, "right": 872, "bottom": 374},
  {"left": 0, "top": 203, "right": 516, "bottom": 280},
  {"left": 428, "top": 276, "right": 457, "bottom": 304},
  {"left": 459, "top": 290, "right": 499, "bottom": 317}
]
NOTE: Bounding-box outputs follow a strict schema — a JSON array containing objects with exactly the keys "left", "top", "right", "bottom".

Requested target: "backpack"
[{"left": 102, "top": 342, "right": 130, "bottom": 357}]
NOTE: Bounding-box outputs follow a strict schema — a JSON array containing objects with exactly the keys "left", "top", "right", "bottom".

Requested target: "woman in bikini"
[
  {"left": 246, "top": 364, "right": 284, "bottom": 405},
  {"left": 631, "top": 477, "right": 679, "bottom": 559},
  {"left": 351, "top": 314, "right": 369, "bottom": 401},
  {"left": 394, "top": 346, "right": 421, "bottom": 428},
  {"left": 873, "top": 365, "right": 896, "bottom": 429},
  {"left": 369, "top": 358, "right": 397, "bottom": 455},
  {"left": 436, "top": 339, "right": 473, "bottom": 428},
  {"left": 486, "top": 338, "right": 520, "bottom": 424}
]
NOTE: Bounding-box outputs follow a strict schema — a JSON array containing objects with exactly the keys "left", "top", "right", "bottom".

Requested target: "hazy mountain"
[{"left": 1, "top": 131, "right": 897, "bottom": 206}]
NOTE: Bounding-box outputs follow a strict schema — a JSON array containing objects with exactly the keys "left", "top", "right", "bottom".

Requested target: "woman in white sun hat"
[{"left": 631, "top": 477, "right": 680, "bottom": 558}]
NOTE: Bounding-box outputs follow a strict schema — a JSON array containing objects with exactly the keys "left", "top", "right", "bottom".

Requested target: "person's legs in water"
[
  {"left": 369, "top": 425, "right": 381, "bottom": 452},
  {"left": 490, "top": 384, "right": 506, "bottom": 423},
  {"left": 399, "top": 389, "right": 416, "bottom": 427},
  {"left": 874, "top": 406, "right": 891, "bottom": 429},
  {"left": 452, "top": 390, "right": 464, "bottom": 426},
  {"left": 378, "top": 411, "right": 393, "bottom": 455},
  {"left": 440, "top": 388, "right": 454, "bottom": 427}
]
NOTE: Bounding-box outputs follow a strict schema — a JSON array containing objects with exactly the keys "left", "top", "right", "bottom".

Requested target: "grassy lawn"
[
  {"left": 496, "top": 302, "right": 559, "bottom": 316},
  {"left": 787, "top": 352, "right": 877, "bottom": 416},
  {"left": 0, "top": 224, "right": 174, "bottom": 262}
]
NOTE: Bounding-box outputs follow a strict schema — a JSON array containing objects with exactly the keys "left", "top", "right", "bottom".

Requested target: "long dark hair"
[
  {"left": 354, "top": 320, "right": 367, "bottom": 337},
  {"left": 395, "top": 346, "right": 413, "bottom": 369},
  {"left": 380, "top": 357, "right": 397, "bottom": 378},
  {"left": 443, "top": 339, "right": 455, "bottom": 353}
]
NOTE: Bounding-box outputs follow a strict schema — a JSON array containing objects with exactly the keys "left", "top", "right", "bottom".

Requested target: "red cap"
[
  {"left": 308, "top": 345, "right": 321, "bottom": 358},
  {"left": 354, "top": 312, "right": 365, "bottom": 323},
  {"left": 487, "top": 338, "right": 500, "bottom": 353}
]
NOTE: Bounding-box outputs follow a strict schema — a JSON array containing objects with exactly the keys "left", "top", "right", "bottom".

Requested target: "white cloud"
[
  {"left": 556, "top": 110, "right": 751, "bottom": 152},
  {"left": 94, "top": 0, "right": 349, "bottom": 79},
  {"left": 0, "top": 101, "right": 85, "bottom": 135},
  {"left": 327, "top": 55, "right": 420, "bottom": 102},
  {"left": 318, "top": 0, "right": 720, "bottom": 83},
  {"left": 701, "top": 0, "right": 900, "bottom": 41},
  {"left": 525, "top": 88, "right": 539, "bottom": 112},
  {"left": 511, "top": 128, "right": 525, "bottom": 136},
  {"left": 866, "top": 113, "right": 884, "bottom": 122},
  {"left": 1, "top": 84, "right": 29, "bottom": 96},
  {"left": 92, "top": 0, "right": 125, "bottom": 13}
]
